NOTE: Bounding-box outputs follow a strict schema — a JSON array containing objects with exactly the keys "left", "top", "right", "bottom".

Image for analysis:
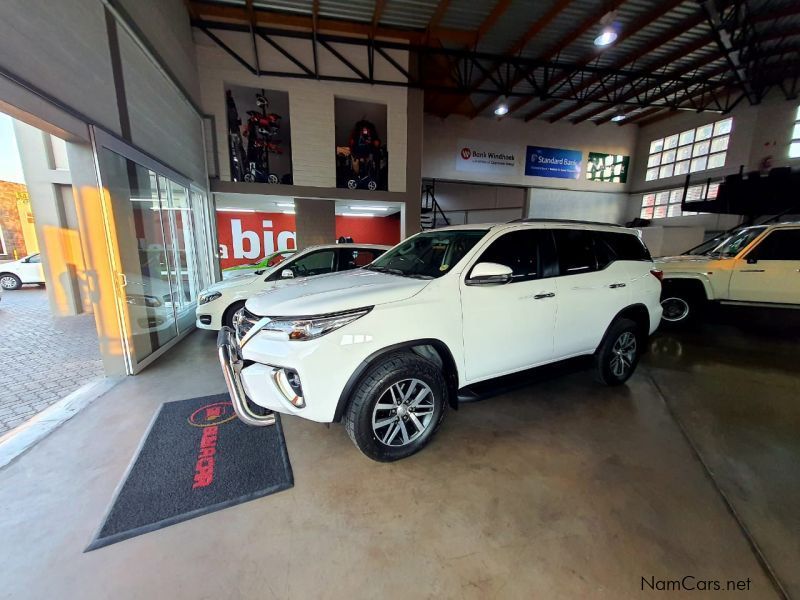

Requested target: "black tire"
[
  {"left": 659, "top": 281, "right": 705, "bottom": 328},
  {"left": 222, "top": 300, "right": 246, "bottom": 329},
  {"left": 0, "top": 273, "right": 22, "bottom": 290},
  {"left": 594, "top": 318, "right": 642, "bottom": 386},
  {"left": 344, "top": 351, "right": 447, "bottom": 462}
]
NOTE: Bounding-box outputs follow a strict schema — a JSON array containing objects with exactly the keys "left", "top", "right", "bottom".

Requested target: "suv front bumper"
[{"left": 217, "top": 327, "right": 277, "bottom": 427}]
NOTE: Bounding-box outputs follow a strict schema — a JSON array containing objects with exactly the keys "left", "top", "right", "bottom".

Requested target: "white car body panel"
[
  {"left": 231, "top": 223, "right": 663, "bottom": 423},
  {"left": 196, "top": 244, "right": 390, "bottom": 330},
  {"left": 0, "top": 254, "right": 45, "bottom": 285}
]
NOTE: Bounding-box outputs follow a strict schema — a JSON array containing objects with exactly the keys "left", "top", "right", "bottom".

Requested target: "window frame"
[
  {"left": 640, "top": 181, "right": 719, "bottom": 219},
  {"left": 645, "top": 117, "right": 732, "bottom": 182},
  {"left": 790, "top": 105, "right": 800, "bottom": 159},
  {"left": 745, "top": 229, "right": 800, "bottom": 262},
  {"left": 468, "top": 229, "right": 551, "bottom": 284}
]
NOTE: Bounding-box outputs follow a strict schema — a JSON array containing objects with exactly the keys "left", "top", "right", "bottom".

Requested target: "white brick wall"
[{"left": 195, "top": 32, "right": 408, "bottom": 192}]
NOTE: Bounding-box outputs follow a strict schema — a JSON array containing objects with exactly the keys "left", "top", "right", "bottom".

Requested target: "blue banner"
[{"left": 525, "top": 146, "right": 583, "bottom": 179}]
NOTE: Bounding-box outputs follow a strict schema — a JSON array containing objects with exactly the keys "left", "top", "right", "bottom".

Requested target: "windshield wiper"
[{"left": 366, "top": 265, "right": 405, "bottom": 276}]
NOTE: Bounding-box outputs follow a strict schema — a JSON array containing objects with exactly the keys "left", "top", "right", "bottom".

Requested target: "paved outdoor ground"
[{"left": 0, "top": 287, "right": 104, "bottom": 434}]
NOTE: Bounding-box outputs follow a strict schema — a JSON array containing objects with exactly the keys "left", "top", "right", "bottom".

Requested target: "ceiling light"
[
  {"left": 348, "top": 206, "right": 389, "bottom": 211},
  {"left": 282, "top": 210, "right": 295, "bottom": 215},
  {"left": 217, "top": 208, "right": 255, "bottom": 213},
  {"left": 341, "top": 213, "right": 375, "bottom": 217},
  {"left": 611, "top": 113, "right": 626, "bottom": 122},
  {"left": 594, "top": 28, "right": 618, "bottom": 47},
  {"left": 277, "top": 202, "right": 294, "bottom": 207},
  {"left": 494, "top": 96, "right": 509, "bottom": 117}
]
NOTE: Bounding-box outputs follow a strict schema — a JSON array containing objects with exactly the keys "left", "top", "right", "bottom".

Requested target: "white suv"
[
  {"left": 657, "top": 222, "right": 800, "bottom": 325},
  {"left": 218, "top": 221, "right": 663, "bottom": 461}
]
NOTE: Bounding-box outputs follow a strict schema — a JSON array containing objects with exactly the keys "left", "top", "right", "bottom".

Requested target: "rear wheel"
[
  {"left": 595, "top": 318, "right": 642, "bottom": 386},
  {"left": 0, "top": 274, "right": 22, "bottom": 290},
  {"left": 344, "top": 352, "right": 446, "bottom": 462}
]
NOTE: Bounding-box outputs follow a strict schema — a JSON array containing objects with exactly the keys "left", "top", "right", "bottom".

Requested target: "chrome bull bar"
[{"left": 217, "top": 326, "right": 276, "bottom": 427}]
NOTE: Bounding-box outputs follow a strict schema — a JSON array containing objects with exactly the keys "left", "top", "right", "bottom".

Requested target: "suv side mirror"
[
  {"left": 281, "top": 269, "right": 294, "bottom": 279},
  {"left": 466, "top": 262, "right": 513, "bottom": 286}
]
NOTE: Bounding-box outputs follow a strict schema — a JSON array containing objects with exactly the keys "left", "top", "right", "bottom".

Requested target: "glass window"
[
  {"left": 640, "top": 206, "right": 654, "bottom": 219},
  {"left": 655, "top": 191, "right": 670, "bottom": 205},
  {"left": 339, "top": 248, "right": 383, "bottom": 270},
  {"left": 285, "top": 249, "right": 336, "bottom": 277},
  {"left": 368, "top": 230, "right": 487, "bottom": 279},
  {"left": 473, "top": 230, "right": 546, "bottom": 282},
  {"left": 653, "top": 205, "right": 668, "bottom": 219},
  {"left": 552, "top": 229, "right": 597, "bottom": 275},
  {"left": 649, "top": 139, "right": 664, "bottom": 154},
  {"left": 595, "top": 232, "right": 651, "bottom": 262},
  {"left": 642, "top": 193, "right": 656, "bottom": 207},
  {"left": 790, "top": 106, "right": 800, "bottom": 159},
  {"left": 667, "top": 204, "right": 682, "bottom": 217},
  {"left": 646, "top": 117, "right": 732, "bottom": 180},
  {"left": 713, "top": 227, "right": 766, "bottom": 257},
  {"left": 27, "top": 254, "right": 42, "bottom": 263},
  {"left": 748, "top": 230, "right": 800, "bottom": 261}
]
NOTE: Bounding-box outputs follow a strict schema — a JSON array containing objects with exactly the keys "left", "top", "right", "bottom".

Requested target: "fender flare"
[{"left": 332, "top": 338, "right": 460, "bottom": 422}]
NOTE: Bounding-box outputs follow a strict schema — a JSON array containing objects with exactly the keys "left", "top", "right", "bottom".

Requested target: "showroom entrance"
[{"left": 92, "top": 129, "right": 214, "bottom": 373}]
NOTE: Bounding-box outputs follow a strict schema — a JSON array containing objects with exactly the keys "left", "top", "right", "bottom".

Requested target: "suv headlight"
[
  {"left": 198, "top": 291, "right": 221, "bottom": 305},
  {"left": 261, "top": 307, "right": 372, "bottom": 341}
]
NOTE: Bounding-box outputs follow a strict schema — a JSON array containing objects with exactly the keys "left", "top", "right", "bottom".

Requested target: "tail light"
[{"left": 650, "top": 269, "right": 664, "bottom": 282}]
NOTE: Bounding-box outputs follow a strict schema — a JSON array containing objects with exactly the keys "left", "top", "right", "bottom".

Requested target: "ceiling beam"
[
  {"left": 474, "top": 0, "right": 513, "bottom": 46},
  {"left": 471, "top": 0, "right": 627, "bottom": 118},
  {"left": 439, "top": 0, "right": 571, "bottom": 117},
  {"left": 371, "top": 0, "right": 386, "bottom": 35},
  {"left": 544, "top": 6, "right": 706, "bottom": 123},
  {"left": 427, "top": 0, "right": 452, "bottom": 31}
]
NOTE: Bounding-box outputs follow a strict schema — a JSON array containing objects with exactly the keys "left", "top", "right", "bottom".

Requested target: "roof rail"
[{"left": 508, "top": 218, "right": 625, "bottom": 228}]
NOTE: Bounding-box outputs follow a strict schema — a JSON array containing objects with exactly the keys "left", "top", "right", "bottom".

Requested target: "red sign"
[
  {"left": 460, "top": 147, "right": 471, "bottom": 160},
  {"left": 216, "top": 211, "right": 401, "bottom": 269}
]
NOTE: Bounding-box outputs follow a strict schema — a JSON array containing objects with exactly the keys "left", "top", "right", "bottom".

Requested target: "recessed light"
[
  {"left": 348, "top": 206, "right": 389, "bottom": 211},
  {"left": 611, "top": 114, "right": 626, "bottom": 122},
  {"left": 277, "top": 202, "right": 294, "bottom": 207},
  {"left": 217, "top": 208, "right": 255, "bottom": 213},
  {"left": 282, "top": 210, "right": 295, "bottom": 215},
  {"left": 342, "top": 213, "right": 375, "bottom": 217},
  {"left": 494, "top": 104, "right": 509, "bottom": 116}
]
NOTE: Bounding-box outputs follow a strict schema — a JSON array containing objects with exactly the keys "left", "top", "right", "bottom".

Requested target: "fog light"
[
  {"left": 199, "top": 315, "right": 212, "bottom": 325},
  {"left": 273, "top": 368, "right": 305, "bottom": 408}
]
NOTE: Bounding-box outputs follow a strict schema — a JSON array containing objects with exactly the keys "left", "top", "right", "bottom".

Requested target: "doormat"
[{"left": 86, "top": 394, "right": 293, "bottom": 551}]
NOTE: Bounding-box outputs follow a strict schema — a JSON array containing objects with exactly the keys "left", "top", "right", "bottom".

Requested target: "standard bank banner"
[
  {"left": 525, "top": 146, "right": 583, "bottom": 179},
  {"left": 455, "top": 139, "right": 518, "bottom": 174}
]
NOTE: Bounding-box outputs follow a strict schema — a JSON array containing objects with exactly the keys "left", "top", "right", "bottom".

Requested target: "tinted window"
[
  {"left": 339, "top": 248, "right": 382, "bottom": 270},
  {"left": 595, "top": 232, "right": 651, "bottom": 263},
  {"left": 748, "top": 230, "right": 800, "bottom": 261},
  {"left": 369, "top": 230, "right": 487, "bottom": 279},
  {"left": 553, "top": 229, "right": 597, "bottom": 275},
  {"left": 473, "top": 230, "right": 547, "bottom": 282},
  {"left": 281, "top": 250, "right": 336, "bottom": 278},
  {"left": 28, "top": 254, "right": 41, "bottom": 263}
]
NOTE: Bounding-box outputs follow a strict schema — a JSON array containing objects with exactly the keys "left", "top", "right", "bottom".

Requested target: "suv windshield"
[
  {"left": 366, "top": 230, "right": 487, "bottom": 279},
  {"left": 709, "top": 227, "right": 766, "bottom": 258}
]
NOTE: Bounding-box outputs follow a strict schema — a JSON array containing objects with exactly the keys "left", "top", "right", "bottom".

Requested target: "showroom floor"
[
  {"left": 0, "top": 312, "right": 795, "bottom": 599},
  {"left": 0, "top": 287, "right": 104, "bottom": 433}
]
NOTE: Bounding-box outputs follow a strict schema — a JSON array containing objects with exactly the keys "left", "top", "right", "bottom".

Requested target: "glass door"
[{"left": 92, "top": 128, "right": 211, "bottom": 373}]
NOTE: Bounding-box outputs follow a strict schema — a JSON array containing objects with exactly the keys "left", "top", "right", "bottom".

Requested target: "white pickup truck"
[{"left": 657, "top": 222, "right": 800, "bottom": 324}]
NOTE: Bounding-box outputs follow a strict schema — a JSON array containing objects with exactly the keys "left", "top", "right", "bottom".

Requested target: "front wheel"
[
  {"left": 222, "top": 300, "right": 246, "bottom": 329},
  {"left": 0, "top": 274, "right": 22, "bottom": 290},
  {"left": 344, "top": 352, "right": 447, "bottom": 462},
  {"left": 595, "top": 318, "right": 642, "bottom": 386}
]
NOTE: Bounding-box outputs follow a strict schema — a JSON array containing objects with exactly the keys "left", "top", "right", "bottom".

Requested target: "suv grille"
[{"left": 233, "top": 307, "right": 262, "bottom": 344}]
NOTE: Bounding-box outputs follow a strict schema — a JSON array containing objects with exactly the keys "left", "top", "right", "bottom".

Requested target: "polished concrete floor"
[{"left": 0, "top": 309, "right": 796, "bottom": 599}]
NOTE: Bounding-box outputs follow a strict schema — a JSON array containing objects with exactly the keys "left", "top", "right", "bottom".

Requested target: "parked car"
[
  {"left": 0, "top": 253, "right": 45, "bottom": 290},
  {"left": 657, "top": 222, "right": 800, "bottom": 325},
  {"left": 222, "top": 249, "right": 296, "bottom": 280},
  {"left": 218, "top": 221, "right": 663, "bottom": 461},
  {"left": 197, "top": 243, "right": 389, "bottom": 330}
]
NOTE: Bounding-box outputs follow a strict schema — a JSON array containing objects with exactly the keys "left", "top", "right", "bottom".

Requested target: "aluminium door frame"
[{"left": 90, "top": 126, "right": 205, "bottom": 374}]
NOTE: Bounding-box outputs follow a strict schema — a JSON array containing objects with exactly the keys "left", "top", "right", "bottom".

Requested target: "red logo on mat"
[
  {"left": 189, "top": 402, "right": 235, "bottom": 490},
  {"left": 460, "top": 147, "right": 471, "bottom": 160},
  {"left": 188, "top": 402, "right": 236, "bottom": 428}
]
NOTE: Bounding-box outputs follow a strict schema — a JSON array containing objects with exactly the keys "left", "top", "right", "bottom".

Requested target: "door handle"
[
  {"left": 609, "top": 283, "right": 627, "bottom": 289},
  {"left": 117, "top": 273, "right": 128, "bottom": 288},
  {"left": 739, "top": 269, "right": 765, "bottom": 273},
  {"left": 533, "top": 292, "right": 555, "bottom": 300}
]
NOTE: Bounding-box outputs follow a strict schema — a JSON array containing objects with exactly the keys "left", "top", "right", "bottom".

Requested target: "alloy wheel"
[
  {"left": 371, "top": 378, "right": 435, "bottom": 447},
  {"left": 0, "top": 276, "right": 18, "bottom": 290},
  {"left": 609, "top": 331, "right": 637, "bottom": 378}
]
